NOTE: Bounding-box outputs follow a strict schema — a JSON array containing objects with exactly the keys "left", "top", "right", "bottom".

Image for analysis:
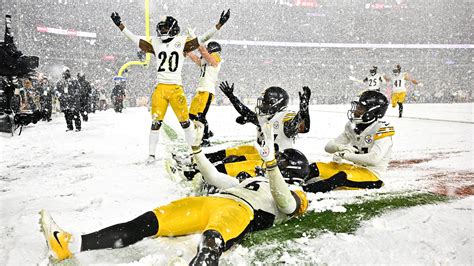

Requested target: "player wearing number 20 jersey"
[{"left": 110, "top": 10, "right": 230, "bottom": 160}]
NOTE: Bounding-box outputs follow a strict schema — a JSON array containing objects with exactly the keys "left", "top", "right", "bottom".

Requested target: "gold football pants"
[
  {"left": 151, "top": 83, "right": 189, "bottom": 122},
  {"left": 153, "top": 196, "right": 253, "bottom": 243}
]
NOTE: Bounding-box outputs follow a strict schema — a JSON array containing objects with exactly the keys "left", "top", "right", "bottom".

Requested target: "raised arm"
[
  {"left": 190, "top": 123, "right": 239, "bottom": 189},
  {"left": 219, "top": 81, "right": 258, "bottom": 126},
  {"left": 405, "top": 73, "right": 419, "bottom": 85},
  {"left": 283, "top": 86, "right": 311, "bottom": 138},
  {"left": 111, "top": 12, "right": 154, "bottom": 54},
  {"left": 198, "top": 46, "right": 218, "bottom": 67},
  {"left": 255, "top": 120, "right": 301, "bottom": 215},
  {"left": 183, "top": 9, "right": 230, "bottom": 53},
  {"left": 185, "top": 51, "right": 202, "bottom": 66}
]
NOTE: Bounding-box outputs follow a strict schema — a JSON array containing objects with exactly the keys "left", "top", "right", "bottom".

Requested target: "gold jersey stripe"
[
  {"left": 283, "top": 113, "right": 297, "bottom": 122},
  {"left": 374, "top": 131, "right": 395, "bottom": 140}
]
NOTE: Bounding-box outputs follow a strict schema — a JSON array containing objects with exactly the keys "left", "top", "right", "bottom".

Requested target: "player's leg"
[
  {"left": 199, "top": 92, "right": 214, "bottom": 145},
  {"left": 391, "top": 93, "right": 399, "bottom": 108},
  {"left": 73, "top": 110, "right": 81, "bottom": 131},
  {"left": 169, "top": 85, "right": 195, "bottom": 144},
  {"left": 397, "top": 92, "right": 407, "bottom": 118},
  {"left": 303, "top": 162, "right": 383, "bottom": 192},
  {"left": 149, "top": 84, "right": 169, "bottom": 159},
  {"left": 189, "top": 91, "right": 213, "bottom": 146},
  {"left": 64, "top": 109, "right": 73, "bottom": 130},
  {"left": 190, "top": 198, "right": 253, "bottom": 265},
  {"left": 39, "top": 209, "right": 159, "bottom": 261}
]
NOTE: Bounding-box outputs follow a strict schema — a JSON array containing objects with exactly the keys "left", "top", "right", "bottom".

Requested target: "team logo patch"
[
  {"left": 273, "top": 121, "right": 279, "bottom": 130},
  {"left": 365, "top": 135, "right": 373, "bottom": 144},
  {"left": 175, "top": 42, "right": 182, "bottom": 48},
  {"left": 260, "top": 146, "right": 270, "bottom": 157}
]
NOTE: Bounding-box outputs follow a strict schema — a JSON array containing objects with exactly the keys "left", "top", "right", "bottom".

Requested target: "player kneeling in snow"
[
  {"left": 303, "top": 90, "right": 393, "bottom": 193},
  {"left": 39, "top": 120, "right": 308, "bottom": 264}
]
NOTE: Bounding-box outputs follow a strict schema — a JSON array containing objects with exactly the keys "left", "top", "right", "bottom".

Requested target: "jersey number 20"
[{"left": 157, "top": 51, "right": 179, "bottom": 72}]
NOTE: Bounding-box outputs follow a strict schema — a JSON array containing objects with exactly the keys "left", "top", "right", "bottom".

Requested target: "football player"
[
  {"left": 110, "top": 10, "right": 230, "bottom": 161},
  {"left": 199, "top": 82, "right": 311, "bottom": 178},
  {"left": 385, "top": 64, "right": 419, "bottom": 118},
  {"left": 39, "top": 121, "right": 308, "bottom": 265},
  {"left": 186, "top": 41, "right": 223, "bottom": 146},
  {"left": 362, "top": 66, "right": 388, "bottom": 92},
  {"left": 303, "top": 90, "right": 393, "bottom": 192}
]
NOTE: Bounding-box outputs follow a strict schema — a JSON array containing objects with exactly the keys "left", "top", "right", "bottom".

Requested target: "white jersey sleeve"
[
  {"left": 151, "top": 36, "right": 187, "bottom": 85},
  {"left": 340, "top": 121, "right": 394, "bottom": 177},
  {"left": 325, "top": 126, "right": 351, "bottom": 153},
  {"left": 256, "top": 110, "right": 297, "bottom": 151}
]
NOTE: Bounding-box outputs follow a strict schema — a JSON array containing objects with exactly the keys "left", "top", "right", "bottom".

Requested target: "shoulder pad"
[
  {"left": 283, "top": 111, "right": 297, "bottom": 122},
  {"left": 212, "top": 53, "right": 222, "bottom": 63}
]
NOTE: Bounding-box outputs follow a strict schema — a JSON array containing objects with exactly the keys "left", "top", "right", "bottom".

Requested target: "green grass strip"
[
  {"left": 161, "top": 123, "right": 178, "bottom": 141},
  {"left": 242, "top": 192, "right": 448, "bottom": 247}
]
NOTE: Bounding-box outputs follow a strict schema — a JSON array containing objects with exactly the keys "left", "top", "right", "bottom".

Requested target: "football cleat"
[{"left": 39, "top": 209, "right": 73, "bottom": 261}]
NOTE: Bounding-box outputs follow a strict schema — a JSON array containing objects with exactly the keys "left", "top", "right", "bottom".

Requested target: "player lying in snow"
[
  {"left": 303, "top": 90, "right": 393, "bottom": 192},
  {"left": 39, "top": 121, "right": 308, "bottom": 264},
  {"left": 183, "top": 82, "right": 311, "bottom": 180}
]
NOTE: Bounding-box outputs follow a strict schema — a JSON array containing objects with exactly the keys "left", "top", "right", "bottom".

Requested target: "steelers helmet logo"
[
  {"left": 365, "top": 135, "right": 373, "bottom": 144},
  {"left": 273, "top": 121, "right": 279, "bottom": 129}
]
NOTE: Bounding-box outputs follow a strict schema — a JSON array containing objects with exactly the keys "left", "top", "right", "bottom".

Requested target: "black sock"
[
  {"left": 190, "top": 230, "right": 224, "bottom": 266},
  {"left": 81, "top": 211, "right": 158, "bottom": 251}
]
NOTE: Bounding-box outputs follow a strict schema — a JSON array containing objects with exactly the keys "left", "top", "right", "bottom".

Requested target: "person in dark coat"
[
  {"left": 111, "top": 80, "right": 126, "bottom": 113},
  {"left": 39, "top": 77, "right": 53, "bottom": 121},
  {"left": 56, "top": 68, "right": 81, "bottom": 131},
  {"left": 77, "top": 72, "right": 92, "bottom": 121}
]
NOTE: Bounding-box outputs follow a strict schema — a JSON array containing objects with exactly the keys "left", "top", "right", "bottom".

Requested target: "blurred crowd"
[{"left": 0, "top": 0, "right": 471, "bottom": 131}]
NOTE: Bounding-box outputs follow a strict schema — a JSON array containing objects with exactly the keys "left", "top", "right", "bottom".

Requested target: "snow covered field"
[{"left": 0, "top": 103, "right": 473, "bottom": 265}]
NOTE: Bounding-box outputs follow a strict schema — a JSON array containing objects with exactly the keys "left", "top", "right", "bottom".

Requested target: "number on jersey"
[{"left": 157, "top": 51, "right": 179, "bottom": 72}]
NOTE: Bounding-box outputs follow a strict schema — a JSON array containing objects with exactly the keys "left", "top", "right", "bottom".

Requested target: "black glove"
[
  {"left": 236, "top": 115, "right": 248, "bottom": 125},
  {"left": 219, "top": 9, "right": 231, "bottom": 26},
  {"left": 219, "top": 81, "right": 234, "bottom": 97},
  {"left": 299, "top": 86, "right": 311, "bottom": 112},
  {"left": 111, "top": 12, "right": 122, "bottom": 27}
]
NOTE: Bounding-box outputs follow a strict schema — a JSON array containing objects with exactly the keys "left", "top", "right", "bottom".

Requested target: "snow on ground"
[{"left": 0, "top": 103, "right": 473, "bottom": 265}]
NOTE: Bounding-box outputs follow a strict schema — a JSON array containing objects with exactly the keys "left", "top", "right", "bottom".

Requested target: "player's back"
[{"left": 197, "top": 53, "right": 222, "bottom": 94}]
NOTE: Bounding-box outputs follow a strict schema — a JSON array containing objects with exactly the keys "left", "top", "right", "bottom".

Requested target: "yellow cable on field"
[{"left": 117, "top": 0, "right": 151, "bottom": 77}]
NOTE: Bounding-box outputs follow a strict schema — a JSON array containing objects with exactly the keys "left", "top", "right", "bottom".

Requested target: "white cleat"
[{"left": 39, "top": 209, "right": 73, "bottom": 261}]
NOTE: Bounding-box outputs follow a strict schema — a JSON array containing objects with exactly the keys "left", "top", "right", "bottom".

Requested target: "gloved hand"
[
  {"left": 186, "top": 28, "right": 196, "bottom": 38},
  {"left": 111, "top": 12, "right": 122, "bottom": 27},
  {"left": 299, "top": 86, "right": 311, "bottom": 112},
  {"left": 336, "top": 144, "right": 358, "bottom": 154},
  {"left": 333, "top": 151, "right": 346, "bottom": 163},
  {"left": 236, "top": 115, "right": 248, "bottom": 125},
  {"left": 219, "top": 81, "right": 234, "bottom": 98},
  {"left": 218, "top": 9, "right": 231, "bottom": 26},
  {"left": 254, "top": 122, "right": 275, "bottom": 162}
]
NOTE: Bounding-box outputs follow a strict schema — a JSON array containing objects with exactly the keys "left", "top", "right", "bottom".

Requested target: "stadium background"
[{"left": 1, "top": 0, "right": 472, "bottom": 104}]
